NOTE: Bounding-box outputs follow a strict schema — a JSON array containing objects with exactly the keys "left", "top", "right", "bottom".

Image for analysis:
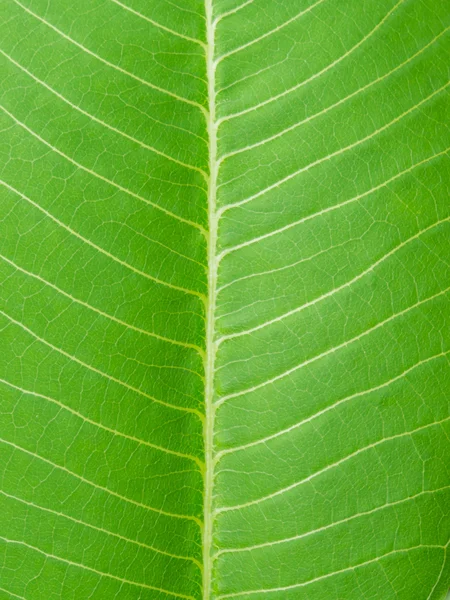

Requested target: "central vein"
[{"left": 203, "top": 1, "right": 218, "bottom": 598}]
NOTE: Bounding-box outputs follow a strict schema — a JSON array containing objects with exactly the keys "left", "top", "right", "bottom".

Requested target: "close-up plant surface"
[{"left": 0, "top": 0, "right": 449, "bottom": 598}]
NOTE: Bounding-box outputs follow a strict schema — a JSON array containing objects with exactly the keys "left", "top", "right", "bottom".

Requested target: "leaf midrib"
[{"left": 203, "top": 1, "right": 219, "bottom": 598}]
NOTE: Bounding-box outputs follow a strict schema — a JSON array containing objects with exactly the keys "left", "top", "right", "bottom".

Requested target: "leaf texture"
[{"left": 0, "top": 0, "right": 449, "bottom": 599}]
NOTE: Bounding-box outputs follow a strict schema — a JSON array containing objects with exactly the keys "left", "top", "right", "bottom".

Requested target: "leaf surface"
[{"left": 0, "top": 0, "right": 449, "bottom": 598}]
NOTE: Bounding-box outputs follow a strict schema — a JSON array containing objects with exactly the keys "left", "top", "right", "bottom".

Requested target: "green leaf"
[{"left": 0, "top": 0, "right": 449, "bottom": 598}]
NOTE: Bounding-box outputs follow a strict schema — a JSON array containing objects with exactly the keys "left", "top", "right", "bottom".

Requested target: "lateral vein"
[
  {"left": 0, "top": 378, "right": 203, "bottom": 467},
  {"left": 213, "top": 1, "right": 254, "bottom": 25},
  {"left": 218, "top": 82, "right": 449, "bottom": 213},
  {"left": 1, "top": 51, "right": 207, "bottom": 177},
  {"left": 0, "top": 535, "right": 196, "bottom": 599},
  {"left": 12, "top": 0, "right": 206, "bottom": 114},
  {"left": 214, "top": 486, "right": 450, "bottom": 556},
  {"left": 0, "top": 108, "right": 206, "bottom": 233},
  {"left": 217, "top": 0, "right": 405, "bottom": 123},
  {"left": 218, "top": 28, "right": 448, "bottom": 161},
  {"left": 0, "top": 489, "right": 202, "bottom": 567},
  {"left": 217, "top": 149, "right": 449, "bottom": 263},
  {"left": 0, "top": 438, "right": 202, "bottom": 524},
  {"left": 215, "top": 417, "right": 450, "bottom": 512},
  {"left": 216, "top": 351, "right": 450, "bottom": 457},
  {"left": 216, "top": 287, "right": 450, "bottom": 403},
  {"left": 216, "top": 545, "right": 446, "bottom": 598},
  {"left": 217, "top": 217, "right": 450, "bottom": 341},
  {"left": 0, "top": 587, "right": 27, "bottom": 600},
  {"left": 0, "top": 178, "right": 205, "bottom": 300},
  {"left": 0, "top": 253, "right": 204, "bottom": 355},
  {"left": 0, "top": 309, "right": 203, "bottom": 419},
  {"left": 215, "top": 0, "right": 326, "bottom": 64},
  {"left": 109, "top": 0, "right": 206, "bottom": 47}
]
